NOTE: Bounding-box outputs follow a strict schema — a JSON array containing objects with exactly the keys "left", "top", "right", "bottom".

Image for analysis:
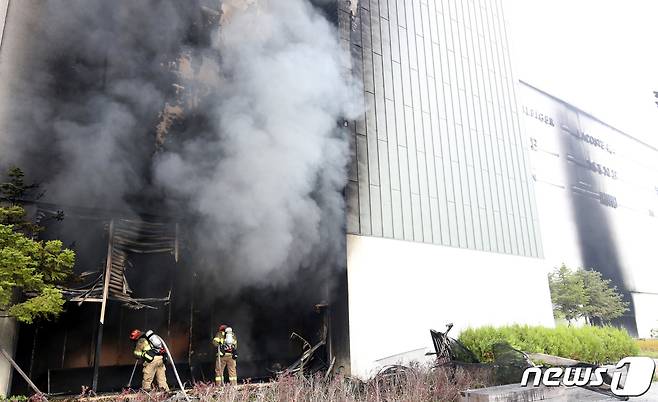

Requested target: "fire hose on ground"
[{"left": 162, "top": 340, "right": 191, "bottom": 402}]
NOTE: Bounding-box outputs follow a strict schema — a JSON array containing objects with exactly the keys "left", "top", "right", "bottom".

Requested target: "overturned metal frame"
[
  {"left": 279, "top": 339, "right": 328, "bottom": 377},
  {"left": 279, "top": 304, "right": 332, "bottom": 377},
  {"left": 426, "top": 328, "right": 627, "bottom": 401}
]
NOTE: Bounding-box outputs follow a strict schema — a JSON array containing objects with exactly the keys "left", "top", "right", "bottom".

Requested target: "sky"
[{"left": 505, "top": 0, "right": 658, "bottom": 148}]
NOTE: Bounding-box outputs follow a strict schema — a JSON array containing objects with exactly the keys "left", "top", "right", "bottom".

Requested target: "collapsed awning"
[{"left": 46, "top": 212, "right": 179, "bottom": 309}]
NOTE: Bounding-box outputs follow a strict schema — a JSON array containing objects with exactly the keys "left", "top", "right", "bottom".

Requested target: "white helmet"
[{"left": 225, "top": 327, "right": 233, "bottom": 333}]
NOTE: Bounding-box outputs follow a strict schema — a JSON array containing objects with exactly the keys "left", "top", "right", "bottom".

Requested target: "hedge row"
[{"left": 458, "top": 325, "right": 639, "bottom": 364}]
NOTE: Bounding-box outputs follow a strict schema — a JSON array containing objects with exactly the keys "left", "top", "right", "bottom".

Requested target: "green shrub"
[
  {"left": 0, "top": 396, "right": 28, "bottom": 402},
  {"left": 458, "top": 325, "right": 639, "bottom": 364}
]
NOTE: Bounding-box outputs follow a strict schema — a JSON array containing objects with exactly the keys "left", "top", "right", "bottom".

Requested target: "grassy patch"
[
  {"left": 636, "top": 338, "right": 658, "bottom": 359},
  {"left": 189, "top": 368, "right": 492, "bottom": 402},
  {"left": 59, "top": 367, "right": 493, "bottom": 401}
]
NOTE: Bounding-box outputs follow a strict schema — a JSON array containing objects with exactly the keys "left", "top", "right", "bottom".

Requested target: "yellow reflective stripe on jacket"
[
  {"left": 133, "top": 338, "right": 147, "bottom": 355},
  {"left": 133, "top": 338, "right": 153, "bottom": 361},
  {"left": 213, "top": 331, "right": 224, "bottom": 346}
]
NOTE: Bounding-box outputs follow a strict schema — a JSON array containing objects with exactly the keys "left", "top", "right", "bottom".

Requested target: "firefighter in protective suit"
[
  {"left": 213, "top": 324, "right": 238, "bottom": 385},
  {"left": 130, "top": 329, "right": 170, "bottom": 391}
]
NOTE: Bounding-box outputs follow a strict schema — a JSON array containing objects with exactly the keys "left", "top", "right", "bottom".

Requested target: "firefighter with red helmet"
[
  {"left": 212, "top": 324, "right": 238, "bottom": 385},
  {"left": 130, "top": 329, "right": 169, "bottom": 391}
]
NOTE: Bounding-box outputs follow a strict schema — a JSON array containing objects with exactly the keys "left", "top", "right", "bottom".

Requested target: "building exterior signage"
[
  {"left": 584, "top": 158, "right": 618, "bottom": 179},
  {"left": 522, "top": 105, "right": 615, "bottom": 155},
  {"left": 561, "top": 125, "right": 614, "bottom": 154},
  {"left": 599, "top": 192, "right": 618, "bottom": 208},
  {"left": 522, "top": 105, "right": 555, "bottom": 127}
]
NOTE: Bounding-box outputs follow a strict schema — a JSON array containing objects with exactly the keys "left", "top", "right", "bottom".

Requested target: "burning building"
[
  {"left": 6, "top": 0, "right": 637, "bottom": 396},
  {"left": 0, "top": 0, "right": 355, "bottom": 394}
]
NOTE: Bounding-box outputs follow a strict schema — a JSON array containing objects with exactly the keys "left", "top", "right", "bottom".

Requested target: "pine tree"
[
  {"left": 579, "top": 269, "right": 629, "bottom": 324},
  {"left": 0, "top": 168, "right": 75, "bottom": 323},
  {"left": 548, "top": 264, "right": 629, "bottom": 326},
  {"left": 548, "top": 264, "right": 588, "bottom": 324}
]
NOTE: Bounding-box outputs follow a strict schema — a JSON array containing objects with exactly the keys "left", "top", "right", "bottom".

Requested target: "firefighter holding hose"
[
  {"left": 213, "top": 324, "right": 238, "bottom": 385},
  {"left": 130, "top": 329, "right": 170, "bottom": 391}
]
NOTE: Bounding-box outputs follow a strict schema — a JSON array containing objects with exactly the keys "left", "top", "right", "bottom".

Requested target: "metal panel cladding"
[{"left": 340, "top": 0, "right": 542, "bottom": 257}]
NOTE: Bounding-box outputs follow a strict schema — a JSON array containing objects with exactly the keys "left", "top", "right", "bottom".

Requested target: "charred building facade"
[
  {"left": 0, "top": 0, "right": 354, "bottom": 395},
  {"left": 520, "top": 81, "right": 658, "bottom": 339},
  {"left": 3, "top": 0, "right": 617, "bottom": 396}
]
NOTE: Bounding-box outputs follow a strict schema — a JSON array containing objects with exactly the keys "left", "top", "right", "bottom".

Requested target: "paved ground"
[{"left": 547, "top": 381, "right": 658, "bottom": 401}]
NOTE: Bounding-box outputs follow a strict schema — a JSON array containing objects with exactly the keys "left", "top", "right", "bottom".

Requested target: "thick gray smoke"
[
  {"left": 0, "top": 0, "right": 358, "bottom": 291},
  {"left": 155, "top": 1, "right": 359, "bottom": 288},
  {"left": 0, "top": 1, "right": 194, "bottom": 211}
]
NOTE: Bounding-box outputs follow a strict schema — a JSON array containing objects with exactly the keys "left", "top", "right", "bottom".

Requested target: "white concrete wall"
[
  {"left": 0, "top": 1, "right": 8, "bottom": 47},
  {"left": 632, "top": 293, "right": 658, "bottom": 339},
  {"left": 0, "top": 316, "right": 17, "bottom": 397},
  {"left": 346, "top": 234, "right": 555, "bottom": 378},
  {"left": 0, "top": 2, "right": 41, "bottom": 396}
]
